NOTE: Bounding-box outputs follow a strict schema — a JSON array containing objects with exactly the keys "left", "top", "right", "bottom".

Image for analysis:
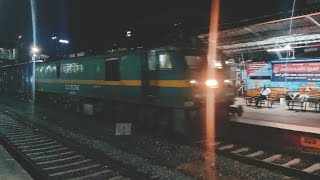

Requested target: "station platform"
[
  {"left": 0, "top": 144, "right": 32, "bottom": 180},
  {"left": 232, "top": 98, "right": 320, "bottom": 135}
]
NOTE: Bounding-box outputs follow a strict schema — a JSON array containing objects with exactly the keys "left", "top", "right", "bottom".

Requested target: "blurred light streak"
[
  {"left": 30, "top": 0, "right": 37, "bottom": 46},
  {"left": 30, "top": 0, "right": 37, "bottom": 104},
  {"left": 205, "top": 0, "right": 220, "bottom": 178}
]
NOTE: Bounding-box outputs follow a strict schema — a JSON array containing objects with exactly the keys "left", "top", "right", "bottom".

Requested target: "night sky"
[{"left": 0, "top": 0, "right": 315, "bottom": 51}]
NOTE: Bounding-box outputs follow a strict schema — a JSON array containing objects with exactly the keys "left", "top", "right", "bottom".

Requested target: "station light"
[
  {"left": 18, "top": 35, "right": 23, "bottom": 40},
  {"left": 190, "top": 79, "right": 197, "bottom": 84},
  {"left": 267, "top": 44, "right": 292, "bottom": 52},
  {"left": 52, "top": 36, "right": 57, "bottom": 40},
  {"left": 59, "top": 39, "right": 69, "bottom": 44}
]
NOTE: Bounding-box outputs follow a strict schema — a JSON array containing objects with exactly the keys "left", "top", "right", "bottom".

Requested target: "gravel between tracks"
[{"left": 0, "top": 96, "right": 292, "bottom": 179}]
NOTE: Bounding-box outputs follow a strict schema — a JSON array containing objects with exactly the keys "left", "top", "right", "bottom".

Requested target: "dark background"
[{"left": 0, "top": 0, "right": 318, "bottom": 52}]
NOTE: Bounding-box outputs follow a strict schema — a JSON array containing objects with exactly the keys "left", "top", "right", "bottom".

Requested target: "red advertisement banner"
[
  {"left": 272, "top": 62, "right": 320, "bottom": 82},
  {"left": 273, "top": 62, "right": 320, "bottom": 73}
]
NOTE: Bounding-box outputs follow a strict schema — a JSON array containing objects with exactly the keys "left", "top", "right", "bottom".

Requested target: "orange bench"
[{"left": 244, "top": 89, "right": 279, "bottom": 108}]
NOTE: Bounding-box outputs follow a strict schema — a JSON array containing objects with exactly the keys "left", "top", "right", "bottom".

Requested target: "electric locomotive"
[{"left": 0, "top": 46, "right": 241, "bottom": 137}]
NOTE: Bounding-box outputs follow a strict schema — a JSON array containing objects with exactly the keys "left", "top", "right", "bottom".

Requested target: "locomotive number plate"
[
  {"left": 301, "top": 136, "right": 320, "bottom": 148},
  {"left": 65, "top": 84, "right": 80, "bottom": 91}
]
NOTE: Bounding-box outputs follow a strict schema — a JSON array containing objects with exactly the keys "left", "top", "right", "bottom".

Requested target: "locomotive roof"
[
  {"left": 0, "top": 46, "right": 206, "bottom": 67},
  {"left": 41, "top": 46, "right": 205, "bottom": 63}
]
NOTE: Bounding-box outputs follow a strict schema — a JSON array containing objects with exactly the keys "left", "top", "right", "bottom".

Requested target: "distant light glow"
[
  {"left": 190, "top": 80, "right": 197, "bottom": 84},
  {"left": 224, "top": 80, "right": 230, "bottom": 83},
  {"left": 52, "top": 36, "right": 57, "bottom": 40},
  {"left": 31, "top": 47, "right": 39, "bottom": 53},
  {"left": 59, "top": 39, "right": 69, "bottom": 44},
  {"left": 18, "top": 35, "right": 23, "bottom": 39}
]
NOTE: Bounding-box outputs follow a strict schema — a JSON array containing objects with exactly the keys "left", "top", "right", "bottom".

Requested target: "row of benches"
[
  {"left": 244, "top": 88, "right": 283, "bottom": 108},
  {"left": 245, "top": 88, "right": 320, "bottom": 111}
]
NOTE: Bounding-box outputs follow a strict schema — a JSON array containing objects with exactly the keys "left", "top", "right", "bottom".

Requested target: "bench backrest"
[
  {"left": 306, "top": 91, "right": 320, "bottom": 98},
  {"left": 247, "top": 88, "right": 279, "bottom": 99},
  {"left": 272, "top": 88, "right": 287, "bottom": 98},
  {"left": 247, "top": 89, "right": 261, "bottom": 97},
  {"left": 268, "top": 90, "right": 279, "bottom": 99}
]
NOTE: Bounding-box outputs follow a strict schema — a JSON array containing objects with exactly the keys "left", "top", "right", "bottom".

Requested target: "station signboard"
[
  {"left": 247, "top": 62, "right": 269, "bottom": 76},
  {"left": 272, "top": 62, "right": 320, "bottom": 82}
]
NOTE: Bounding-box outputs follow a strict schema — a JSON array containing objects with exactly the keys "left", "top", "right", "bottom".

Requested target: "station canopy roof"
[{"left": 199, "top": 12, "right": 320, "bottom": 56}]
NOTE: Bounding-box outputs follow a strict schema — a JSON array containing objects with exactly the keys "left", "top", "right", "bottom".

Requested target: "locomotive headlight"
[
  {"left": 205, "top": 79, "right": 218, "bottom": 88},
  {"left": 190, "top": 80, "right": 197, "bottom": 84}
]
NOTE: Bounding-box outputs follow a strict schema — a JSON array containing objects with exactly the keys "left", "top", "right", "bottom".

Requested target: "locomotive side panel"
[{"left": 36, "top": 53, "right": 144, "bottom": 103}]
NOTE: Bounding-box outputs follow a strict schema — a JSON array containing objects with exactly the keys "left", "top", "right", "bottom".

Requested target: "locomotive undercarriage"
[{"left": 35, "top": 91, "right": 242, "bottom": 140}]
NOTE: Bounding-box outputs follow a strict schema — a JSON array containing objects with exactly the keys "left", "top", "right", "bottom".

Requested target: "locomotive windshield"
[
  {"left": 185, "top": 55, "right": 201, "bottom": 69},
  {"left": 184, "top": 53, "right": 209, "bottom": 86}
]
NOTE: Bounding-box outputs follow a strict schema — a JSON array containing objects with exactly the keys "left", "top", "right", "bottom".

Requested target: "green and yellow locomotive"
[{"left": 0, "top": 46, "right": 241, "bottom": 137}]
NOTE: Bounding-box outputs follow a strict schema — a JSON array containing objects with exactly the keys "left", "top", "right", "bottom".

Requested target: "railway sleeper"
[
  {"left": 32, "top": 151, "right": 78, "bottom": 163},
  {"left": 43, "top": 159, "right": 94, "bottom": 174},
  {"left": 26, "top": 147, "right": 69, "bottom": 157},
  {"left": 49, "top": 166, "right": 116, "bottom": 180},
  {"left": 37, "top": 155, "right": 86, "bottom": 168}
]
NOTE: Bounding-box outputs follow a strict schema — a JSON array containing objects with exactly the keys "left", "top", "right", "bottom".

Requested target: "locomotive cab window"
[
  {"left": 159, "top": 53, "right": 172, "bottom": 69},
  {"left": 105, "top": 58, "right": 120, "bottom": 81},
  {"left": 148, "top": 54, "right": 156, "bottom": 70}
]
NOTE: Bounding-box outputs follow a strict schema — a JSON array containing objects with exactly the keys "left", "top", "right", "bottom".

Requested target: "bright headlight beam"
[{"left": 205, "top": 79, "right": 218, "bottom": 88}]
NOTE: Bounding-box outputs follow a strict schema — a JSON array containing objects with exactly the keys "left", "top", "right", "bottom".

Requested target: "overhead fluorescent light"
[
  {"left": 59, "top": 39, "right": 69, "bottom": 44},
  {"left": 267, "top": 45, "right": 292, "bottom": 52}
]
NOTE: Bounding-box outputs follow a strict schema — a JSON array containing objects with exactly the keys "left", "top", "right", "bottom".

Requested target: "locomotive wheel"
[
  {"left": 156, "top": 108, "right": 172, "bottom": 133},
  {"left": 63, "top": 101, "right": 72, "bottom": 112},
  {"left": 139, "top": 106, "right": 157, "bottom": 129},
  {"left": 146, "top": 108, "right": 157, "bottom": 129}
]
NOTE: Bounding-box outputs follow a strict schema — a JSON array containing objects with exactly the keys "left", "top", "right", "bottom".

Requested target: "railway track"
[
  {"left": 0, "top": 111, "right": 146, "bottom": 180},
  {"left": 197, "top": 139, "right": 320, "bottom": 179},
  {"left": 1, "top": 99, "right": 319, "bottom": 179}
]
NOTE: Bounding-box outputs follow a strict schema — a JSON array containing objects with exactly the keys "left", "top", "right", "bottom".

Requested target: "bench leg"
[
  {"left": 246, "top": 99, "right": 251, "bottom": 106},
  {"left": 267, "top": 100, "right": 273, "bottom": 108},
  {"left": 300, "top": 102, "right": 306, "bottom": 111},
  {"left": 288, "top": 101, "right": 294, "bottom": 110}
]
